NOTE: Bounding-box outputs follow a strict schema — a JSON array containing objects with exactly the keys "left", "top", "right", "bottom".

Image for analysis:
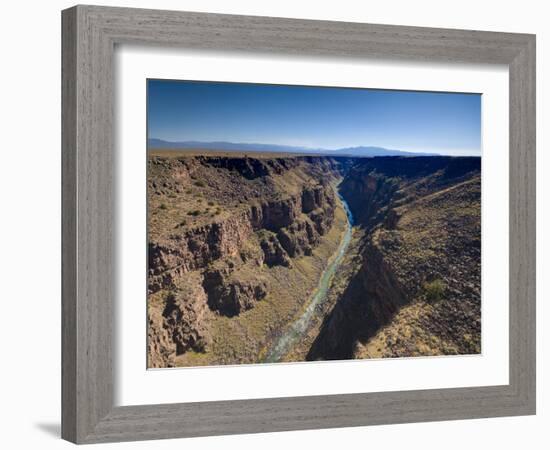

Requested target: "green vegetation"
[
  {"left": 159, "top": 203, "right": 167, "bottom": 210},
  {"left": 423, "top": 279, "right": 445, "bottom": 302}
]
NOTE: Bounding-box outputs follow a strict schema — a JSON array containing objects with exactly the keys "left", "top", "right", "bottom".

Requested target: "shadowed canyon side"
[
  {"left": 147, "top": 153, "right": 481, "bottom": 368},
  {"left": 308, "top": 157, "right": 482, "bottom": 360}
]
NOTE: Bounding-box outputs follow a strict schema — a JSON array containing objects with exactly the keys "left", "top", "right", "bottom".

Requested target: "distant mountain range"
[{"left": 148, "top": 138, "right": 439, "bottom": 158}]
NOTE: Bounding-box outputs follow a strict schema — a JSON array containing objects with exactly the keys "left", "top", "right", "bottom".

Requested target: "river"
[{"left": 262, "top": 188, "right": 354, "bottom": 363}]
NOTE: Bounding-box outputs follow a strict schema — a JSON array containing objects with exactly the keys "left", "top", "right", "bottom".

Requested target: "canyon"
[{"left": 147, "top": 151, "right": 481, "bottom": 368}]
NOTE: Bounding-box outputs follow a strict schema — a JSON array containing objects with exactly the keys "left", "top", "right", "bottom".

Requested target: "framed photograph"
[{"left": 62, "top": 5, "right": 536, "bottom": 444}]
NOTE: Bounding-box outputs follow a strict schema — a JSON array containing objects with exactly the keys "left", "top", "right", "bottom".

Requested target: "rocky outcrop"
[
  {"left": 148, "top": 273, "right": 212, "bottom": 368},
  {"left": 307, "top": 242, "right": 407, "bottom": 360},
  {"left": 148, "top": 154, "right": 345, "bottom": 366},
  {"left": 195, "top": 156, "right": 298, "bottom": 179},
  {"left": 308, "top": 156, "right": 482, "bottom": 361},
  {"left": 309, "top": 207, "right": 335, "bottom": 235},
  {"left": 339, "top": 156, "right": 481, "bottom": 228},
  {"left": 164, "top": 286, "right": 212, "bottom": 354},
  {"left": 147, "top": 308, "right": 176, "bottom": 368},
  {"left": 277, "top": 218, "right": 318, "bottom": 257},
  {"left": 339, "top": 171, "right": 397, "bottom": 228},
  {"left": 302, "top": 185, "right": 328, "bottom": 213},
  {"left": 260, "top": 234, "right": 292, "bottom": 267},
  {"left": 203, "top": 267, "right": 267, "bottom": 316},
  {"left": 260, "top": 197, "right": 300, "bottom": 231},
  {"left": 149, "top": 182, "right": 338, "bottom": 294},
  {"left": 148, "top": 153, "right": 482, "bottom": 366},
  {"left": 148, "top": 210, "right": 254, "bottom": 294}
]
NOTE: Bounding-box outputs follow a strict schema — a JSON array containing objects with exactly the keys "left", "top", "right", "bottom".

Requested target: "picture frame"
[{"left": 61, "top": 4, "right": 536, "bottom": 444}]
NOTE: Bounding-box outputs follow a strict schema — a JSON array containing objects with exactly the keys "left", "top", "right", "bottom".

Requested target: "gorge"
[{"left": 147, "top": 152, "right": 481, "bottom": 368}]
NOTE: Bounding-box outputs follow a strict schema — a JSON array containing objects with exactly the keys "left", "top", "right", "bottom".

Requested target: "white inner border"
[{"left": 114, "top": 45, "right": 509, "bottom": 406}]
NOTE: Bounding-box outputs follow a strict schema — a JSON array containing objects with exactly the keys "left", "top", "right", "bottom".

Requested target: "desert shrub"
[
  {"left": 215, "top": 208, "right": 221, "bottom": 215},
  {"left": 194, "top": 180, "right": 206, "bottom": 187},
  {"left": 187, "top": 210, "right": 201, "bottom": 216},
  {"left": 159, "top": 203, "right": 167, "bottom": 210},
  {"left": 185, "top": 189, "right": 192, "bottom": 194},
  {"left": 208, "top": 201, "right": 215, "bottom": 206},
  {"left": 424, "top": 279, "right": 445, "bottom": 302},
  {"left": 193, "top": 336, "right": 208, "bottom": 352}
]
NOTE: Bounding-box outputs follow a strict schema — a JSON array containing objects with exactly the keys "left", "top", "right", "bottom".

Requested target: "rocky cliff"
[
  {"left": 308, "top": 157, "right": 482, "bottom": 360},
  {"left": 147, "top": 153, "right": 482, "bottom": 367},
  {"left": 147, "top": 154, "right": 348, "bottom": 367}
]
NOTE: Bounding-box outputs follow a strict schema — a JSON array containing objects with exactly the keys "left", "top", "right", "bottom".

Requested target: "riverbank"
[
  {"left": 174, "top": 181, "right": 349, "bottom": 367},
  {"left": 262, "top": 189, "right": 355, "bottom": 362},
  {"left": 281, "top": 222, "right": 366, "bottom": 363}
]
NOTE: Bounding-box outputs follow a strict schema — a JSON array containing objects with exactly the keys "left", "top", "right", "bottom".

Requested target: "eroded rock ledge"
[
  {"left": 148, "top": 182, "right": 336, "bottom": 294},
  {"left": 147, "top": 154, "right": 345, "bottom": 367},
  {"left": 308, "top": 157, "right": 482, "bottom": 360}
]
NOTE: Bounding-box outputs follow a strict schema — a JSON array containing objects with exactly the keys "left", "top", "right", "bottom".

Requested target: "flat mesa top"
[{"left": 148, "top": 149, "right": 330, "bottom": 159}]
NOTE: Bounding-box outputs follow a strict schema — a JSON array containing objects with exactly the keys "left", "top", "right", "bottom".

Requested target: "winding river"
[{"left": 262, "top": 189, "right": 354, "bottom": 363}]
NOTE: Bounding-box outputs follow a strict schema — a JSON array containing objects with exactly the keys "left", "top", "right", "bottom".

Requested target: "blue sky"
[{"left": 147, "top": 79, "right": 481, "bottom": 156}]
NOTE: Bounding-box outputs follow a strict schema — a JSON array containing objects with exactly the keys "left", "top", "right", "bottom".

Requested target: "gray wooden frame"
[{"left": 62, "top": 4, "right": 536, "bottom": 444}]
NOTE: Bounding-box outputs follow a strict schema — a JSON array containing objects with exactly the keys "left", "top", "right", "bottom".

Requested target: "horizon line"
[{"left": 147, "top": 137, "right": 481, "bottom": 157}]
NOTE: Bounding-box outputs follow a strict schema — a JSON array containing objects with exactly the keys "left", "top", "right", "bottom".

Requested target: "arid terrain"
[{"left": 147, "top": 151, "right": 481, "bottom": 368}]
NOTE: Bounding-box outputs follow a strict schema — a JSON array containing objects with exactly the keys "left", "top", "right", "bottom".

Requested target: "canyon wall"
[
  {"left": 147, "top": 154, "right": 348, "bottom": 367},
  {"left": 308, "top": 157, "right": 482, "bottom": 360},
  {"left": 147, "top": 153, "right": 482, "bottom": 367}
]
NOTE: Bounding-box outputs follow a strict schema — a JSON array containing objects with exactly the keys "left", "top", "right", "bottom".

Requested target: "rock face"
[
  {"left": 277, "top": 219, "right": 317, "bottom": 257},
  {"left": 148, "top": 210, "right": 254, "bottom": 293},
  {"left": 148, "top": 153, "right": 481, "bottom": 367},
  {"left": 203, "top": 267, "right": 267, "bottom": 317},
  {"left": 302, "top": 185, "right": 328, "bottom": 213},
  {"left": 195, "top": 155, "right": 291, "bottom": 179},
  {"left": 309, "top": 156, "right": 482, "bottom": 360},
  {"left": 163, "top": 282, "right": 212, "bottom": 354},
  {"left": 307, "top": 242, "right": 408, "bottom": 359},
  {"left": 148, "top": 273, "right": 212, "bottom": 368},
  {"left": 339, "top": 156, "right": 481, "bottom": 228},
  {"left": 147, "top": 154, "right": 345, "bottom": 367},
  {"left": 148, "top": 172, "right": 338, "bottom": 295},
  {"left": 148, "top": 210, "right": 254, "bottom": 294},
  {"left": 147, "top": 309, "right": 176, "bottom": 368},
  {"left": 260, "top": 234, "right": 292, "bottom": 267}
]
